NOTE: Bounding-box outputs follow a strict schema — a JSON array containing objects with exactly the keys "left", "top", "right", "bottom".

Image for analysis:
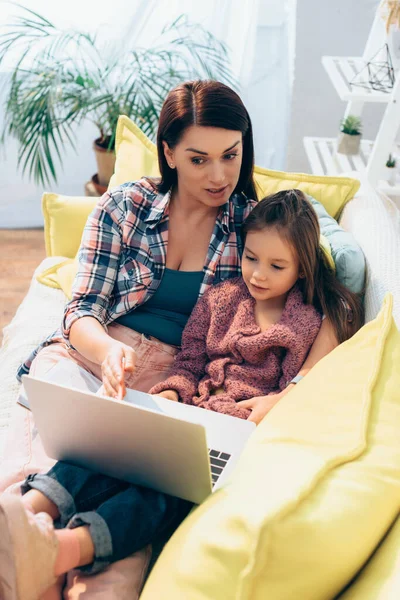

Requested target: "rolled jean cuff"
[
  {"left": 67, "top": 511, "right": 113, "bottom": 574},
  {"left": 21, "top": 473, "right": 76, "bottom": 528}
]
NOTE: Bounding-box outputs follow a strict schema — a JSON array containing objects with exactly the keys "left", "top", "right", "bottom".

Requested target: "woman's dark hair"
[
  {"left": 242, "top": 189, "right": 364, "bottom": 343},
  {"left": 156, "top": 80, "right": 257, "bottom": 200}
]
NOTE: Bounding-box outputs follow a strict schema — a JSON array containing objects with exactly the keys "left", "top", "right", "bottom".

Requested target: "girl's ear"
[
  {"left": 162, "top": 141, "right": 174, "bottom": 168},
  {"left": 298, "top": 270, "right": 306, "bottom": 279}
]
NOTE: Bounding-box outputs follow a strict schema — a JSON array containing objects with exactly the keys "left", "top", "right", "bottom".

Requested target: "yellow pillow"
[
  {"left": 337, "top": 515, "right": 400, "bottom": 599},
  {"left": 42, "top": 193, "right": 97, "bottom": 258},
  {"left": 108, "top": 115, "right": 160, "bottom": 190},
  {"left": 141, "top": 294, "right": 400, "bottom": 600},
  {"left": 36, "top": 257, "right": 76, "bottom": 295},
  {"left": 253, "top": 165, "right": 359, "bottom": 218}
]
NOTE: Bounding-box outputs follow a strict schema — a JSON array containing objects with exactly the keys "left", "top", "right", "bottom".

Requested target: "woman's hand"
[
  {"left": 156, "top": 390, "right": 179, "bottom": 402},
  {"left": 237, "top": 393, "right": 283, "bottom": 425},
  {"left": 101, "top": 341, "right": 136, "bottom": 400}
]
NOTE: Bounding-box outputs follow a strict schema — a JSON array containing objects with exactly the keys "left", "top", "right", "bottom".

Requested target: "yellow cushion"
[
  {"left": 108, "top": 115, "right": 160, "bottom": 189},
  {"left": 141, "top": 294, "right": 400, "bottom": 600},
  {"left": 337, "top": 515, "right": 400, "bottom": 600},
  {"left": 42, "top": 193, "right": 97, "bottom": 258},
  {"left": 36, "top": 257, "right": 76, "bottom": 297},
  {"left": 253, "top": 165, "right": 360, "bottom": 218}
]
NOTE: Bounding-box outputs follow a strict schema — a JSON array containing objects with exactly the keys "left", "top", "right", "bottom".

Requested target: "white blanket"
[{"left": 0, "top": 257, "right": 66, "bottom": 464}]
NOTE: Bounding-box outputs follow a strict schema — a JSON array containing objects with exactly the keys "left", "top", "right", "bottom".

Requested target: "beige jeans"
[{"left": 0, "top": 323, "right": 178, "bottom": 600}]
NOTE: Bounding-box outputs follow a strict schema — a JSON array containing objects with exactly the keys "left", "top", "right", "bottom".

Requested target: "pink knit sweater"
[{"left": 150, "top": 277, "right": 322, "bottom": 419}]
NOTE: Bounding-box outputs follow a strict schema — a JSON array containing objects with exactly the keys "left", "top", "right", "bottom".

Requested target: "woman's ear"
[{"left": 162, "top": 141, "right": 175, "bottom": 169}]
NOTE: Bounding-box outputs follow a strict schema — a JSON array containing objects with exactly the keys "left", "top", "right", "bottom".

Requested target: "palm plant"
[{"left": 0, "top": 5, "right": 236, "bottom": 186}]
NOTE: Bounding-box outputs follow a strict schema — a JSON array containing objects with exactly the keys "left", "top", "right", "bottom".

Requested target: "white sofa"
[
  {"left": 0, "top": 176, "right": 399, "bottom": 596},
  {"left": 1, "top": 175, "right": 399, "bottom": 465}
]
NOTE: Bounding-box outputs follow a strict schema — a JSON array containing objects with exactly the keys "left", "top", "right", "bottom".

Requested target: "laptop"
[{"left": 22, "top": 371, "right": 255, "bottom": 504}]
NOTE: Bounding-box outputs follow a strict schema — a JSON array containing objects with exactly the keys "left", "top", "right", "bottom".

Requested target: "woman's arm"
[
  {"left": 65, "top": 191, "right": 136, "bottom": 399},
  {"left": 62, "top": 193, "right": 123, "bottom": 343},
  {"left": 70, "top": 316, "right": 136, "bottom": 400},
  {"left": 69, "top": 316, "right": 115, "bottom": 364}
]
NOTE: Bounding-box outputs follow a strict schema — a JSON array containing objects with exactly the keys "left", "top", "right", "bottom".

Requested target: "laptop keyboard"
[{"left": 208, "top": 449, "right": 231, "bottom": 486}]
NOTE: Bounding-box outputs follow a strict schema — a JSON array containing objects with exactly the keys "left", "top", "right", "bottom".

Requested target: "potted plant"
[
  {"left": 337, "top": 115, "right": 362, "bottom": 155},
  {"left": 0, "top": 7, "right": 236, "bottom": 187},
  {"left": 383, "top": 153, "right": 397, "bottom": 184}
]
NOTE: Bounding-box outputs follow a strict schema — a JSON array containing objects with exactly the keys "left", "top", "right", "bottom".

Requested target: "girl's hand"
[
  {"left": 237, "top": 394, "right": 281, "bottom": 425},
  {"left": 101, "top": 341, "right": 136, "bottom": 400},
  {"left": 156, "top": 390, "right": 179, "bottom": 402}
]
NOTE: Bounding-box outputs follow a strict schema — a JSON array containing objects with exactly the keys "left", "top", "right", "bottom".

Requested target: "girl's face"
[
  {"left": 241, "top": 226, "right": 301, "bottom": 305},
  {"left": 163, "top": 125, "right": 243, "bottom": 208}
]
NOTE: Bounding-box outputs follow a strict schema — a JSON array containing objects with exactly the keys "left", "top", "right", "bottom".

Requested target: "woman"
[{"left": 0, "top": 80, "right": 339, "bottom": 600}]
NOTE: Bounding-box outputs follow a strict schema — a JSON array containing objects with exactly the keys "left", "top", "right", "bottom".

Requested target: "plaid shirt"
[{"left": 18, "top": 177, "right": 256, "bottom": 380}]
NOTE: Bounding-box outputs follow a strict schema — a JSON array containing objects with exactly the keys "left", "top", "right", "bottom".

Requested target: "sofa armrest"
[{"left": 339, "top": 175, "right": 400, "bottom": 329}]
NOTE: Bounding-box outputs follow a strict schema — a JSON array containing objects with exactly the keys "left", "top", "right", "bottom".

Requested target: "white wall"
[{"left": 288, "top": 0, "right": 383, "bottom": 172}]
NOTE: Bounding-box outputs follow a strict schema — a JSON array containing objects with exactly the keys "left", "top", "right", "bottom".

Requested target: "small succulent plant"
[
  {"left": 386, "top": 153, "right": 396, "bottom": 167},
  {"left": 340, "top": 115, "right": 362, "bottom": 136}
]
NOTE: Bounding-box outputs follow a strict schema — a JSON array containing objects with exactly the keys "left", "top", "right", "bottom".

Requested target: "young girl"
[
  {"left": 0, "top": 190, "right": 363, "bottom": 600},
  {"left": 151, "top": 189, "right": 364, "bottom": 423}
]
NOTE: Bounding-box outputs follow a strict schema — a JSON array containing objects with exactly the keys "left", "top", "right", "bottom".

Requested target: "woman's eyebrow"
[{"left": 185, "top": 140, "right": 241, "bottom": 155}]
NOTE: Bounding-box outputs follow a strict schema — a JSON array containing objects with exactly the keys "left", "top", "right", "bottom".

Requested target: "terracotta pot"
[
  {"left": 93, "top": 139, "right": 116, "bottom": 187},
  {"left": 91, "top": 173, "right": 108, "bottom": 196},
  {"left": 337, "top": 132, "right": 361, "bottom": 155}
]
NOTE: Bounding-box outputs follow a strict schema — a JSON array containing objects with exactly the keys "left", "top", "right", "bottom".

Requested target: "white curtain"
[{"left": 118, "top": 0, "right": 295, "bottom": 169}]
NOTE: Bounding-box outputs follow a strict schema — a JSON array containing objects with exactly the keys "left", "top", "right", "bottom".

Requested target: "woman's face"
[{"left": 163, "top": 125, "right": 243, "bottom": 208}]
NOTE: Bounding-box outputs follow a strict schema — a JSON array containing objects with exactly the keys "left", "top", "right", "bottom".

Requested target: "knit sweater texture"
[{"left": 150, "top": 277, "right": 322, "bottom": 419}]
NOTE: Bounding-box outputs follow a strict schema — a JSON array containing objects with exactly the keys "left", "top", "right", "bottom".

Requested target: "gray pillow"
[{"left": 309, "top": 195, "right": 365, "bottom": 294}]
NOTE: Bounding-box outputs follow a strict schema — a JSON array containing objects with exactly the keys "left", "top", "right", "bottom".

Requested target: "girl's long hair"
[
  {"left": 156, "top": 80, "right": 257, "bottom": 200},
  {"left": 242, "top": 189, "right": 364, "bottom": 343}
]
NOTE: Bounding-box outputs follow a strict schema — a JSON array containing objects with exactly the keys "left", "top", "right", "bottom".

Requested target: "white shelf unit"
[
  {"left": 303, "top": 1, "right": 400, "bottom": 195},
  {"left": 321, "top": 56, "right": 394, "bottom": 103},
  {"left": 303, "top": 137, "right": 400, "bottom": 196}
]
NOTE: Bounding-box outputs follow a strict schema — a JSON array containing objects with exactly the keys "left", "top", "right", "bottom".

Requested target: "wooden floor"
[{"left": 0, "top": 229, "right": 46, "bottom": 345}]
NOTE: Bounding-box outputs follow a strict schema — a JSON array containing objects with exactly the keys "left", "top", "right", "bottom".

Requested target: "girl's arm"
[
  {"left": 296, "top": 316, "right": 338, "bottom": 376},
  {"left": 278, "top": 317, "right": 338, "bottom": 397},
  {"left": 150, "top": 291, "right": 212, "bottom": 403}
]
